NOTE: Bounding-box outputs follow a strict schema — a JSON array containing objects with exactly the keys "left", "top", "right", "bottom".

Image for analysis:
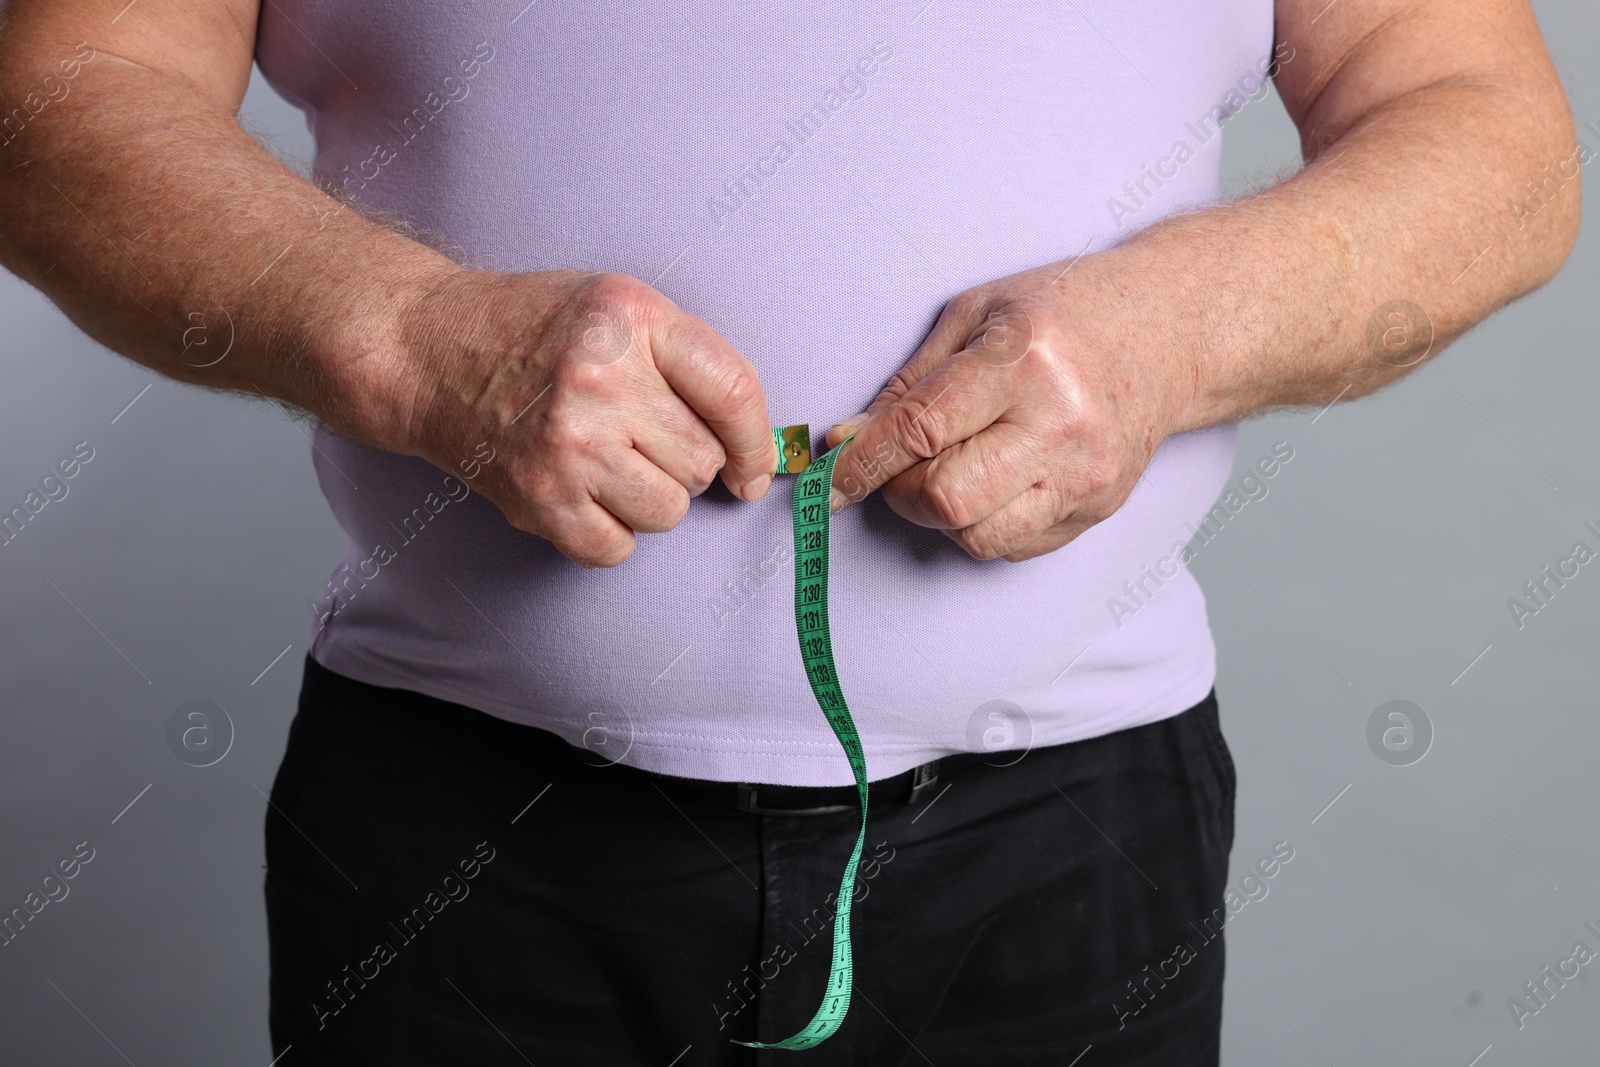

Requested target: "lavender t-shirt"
[{"left": 256, "top": 0, "right": 1274, "bottom": 786}]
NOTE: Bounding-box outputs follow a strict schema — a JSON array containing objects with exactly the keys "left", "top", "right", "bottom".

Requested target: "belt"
[{"left": 654, "top": 751, "right": 989, "bottom": 816}]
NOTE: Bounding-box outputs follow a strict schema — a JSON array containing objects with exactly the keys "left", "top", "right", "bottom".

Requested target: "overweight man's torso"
[{"left": 256, "top": 0, "right": 1272, "bottom": 785}]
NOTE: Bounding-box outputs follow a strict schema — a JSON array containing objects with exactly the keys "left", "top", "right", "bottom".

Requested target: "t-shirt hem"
[{"left": 308, "top": 642, "right": 1216, "bottom": 787}]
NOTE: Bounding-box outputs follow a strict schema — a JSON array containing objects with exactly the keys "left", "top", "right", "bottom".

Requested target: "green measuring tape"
[{"left": 733, "top": 425, "right": 869, "bottom": 1052}]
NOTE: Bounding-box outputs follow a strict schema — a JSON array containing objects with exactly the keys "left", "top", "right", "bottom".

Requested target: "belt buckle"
[{"left": 735, "top": 783, "right": 854, "bottom": 817}]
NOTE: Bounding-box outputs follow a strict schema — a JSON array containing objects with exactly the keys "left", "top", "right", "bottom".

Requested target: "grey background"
[{"left": 0, "top": 1, "right": 1594, "bottom": 1063}]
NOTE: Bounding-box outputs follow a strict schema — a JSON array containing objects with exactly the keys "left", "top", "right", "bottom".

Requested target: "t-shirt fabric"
[{"left": 256, "top": 0, "right": 1275, "bottom": 786}]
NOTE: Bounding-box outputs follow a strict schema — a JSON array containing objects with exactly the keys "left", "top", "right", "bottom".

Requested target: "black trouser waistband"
[{"left": 653, "top": 751, "right": 992, "bottom": 815}]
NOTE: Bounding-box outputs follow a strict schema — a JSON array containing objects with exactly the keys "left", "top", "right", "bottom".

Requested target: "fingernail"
[
  {"left": 741, "top": 474, "right": 772, "bottom": 502},
  {"left": 829, "top": 489, "right": 846, "bottom": 512},
  {"left": 828, "top": 416, "right": 868, "bottom": 443}
]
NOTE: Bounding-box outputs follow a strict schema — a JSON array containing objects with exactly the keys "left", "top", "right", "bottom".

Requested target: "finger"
[
  {"left": 828, "top": 349, "right": 1015, "bottom": 512},
  {"left": 536, "top": 497, "right": 638, "bottom": 569},
  {"left": 878, "top": 421, "right": 1043, "bottom": 530},
  {"left": 998, "top": 519, "right": 1094, "bottom": 563},
  {"left": 824, "top": 296, "right": 1021, "bottom": 450},
  {"left": 652, "top": 316, "right": 775, "bottom": 501},
  {"left": 932, "top": 483, "right": 1066, "bottom": 561},
  {"left": 824, "top": 292, "right": 1003, "bottom": 448},
  {"left": 592, "top": 448, "right": 693, "bottom": 535},
  {"left": 629, "top": 384, "right": 727, "bottom": 497}
]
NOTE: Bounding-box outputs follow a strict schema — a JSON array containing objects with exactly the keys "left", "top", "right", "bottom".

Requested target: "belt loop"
[{"left": 906, "top": 759, "right": 940, "bottom": 804}]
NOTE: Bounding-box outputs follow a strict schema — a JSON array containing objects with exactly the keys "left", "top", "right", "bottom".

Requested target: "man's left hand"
[{"left": 824, "top": 260, "right": 1194, "bottom": 563}]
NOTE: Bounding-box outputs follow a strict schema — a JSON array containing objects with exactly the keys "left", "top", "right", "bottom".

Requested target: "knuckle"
[
  {"left": 1008, "top": 294, "right": 1055, "bottom": 328},
  {"left": 956, "top": 526, "right": 1004, "bottom": 561},
  {"left": 921, "top": 475, "right": 970, "bottom": 530},
  {"left": 567, "top": 274, "right": 650, "bottom": 365},
  {"left": 501, "top": 502, "right": 546, "bottom": 540},
  {"left": 508, "top": 462, "right": 546, "bottom": 501},
  {"left": 880, "top": 369, "right": 919, "bottom": 404},
  {"left": 888, "top": 402, "right": 941, "bottom": 460},
  {"left": 692, "top": 442, "right": 726, "bottom": 487},
  {"left": 943, "top": 289, "right": 988, "bottom": 325},
  {"left": 1078, "top": 455, "right": 1119, "bottom": 498},
  {"left": 669, "top": 488, "right": 693, "bottom": 526},
  {"left": 636, "top": 486, "right": 690, "bottom": 533},
  {"left": 549, "top": 352, "right": 587, "bottom": 387},
  {"left": 512, "top": 468, "right": 567, "bottom": 523},
  {"left": 582, "top": 525, "right": 635, "bottom": 568},
  {"left": 973, "top": 306, "right": 1036, "bottom": 361},
  {"left": 578, "top": 271, "right": 654, "bottom": 314},
  {"left": 714, "top": 361, "right": 763, "bottom": 418},
  {"left": 541, "top": 408, "right": 592, "bottom": 455},
  {"left": 553, "top": 347, "right": 629, "bottom": 395}
]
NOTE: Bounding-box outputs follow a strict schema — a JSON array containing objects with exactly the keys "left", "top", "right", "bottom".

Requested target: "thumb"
[
  {"left": 824, "top": 412, "right": 872, "bottom": 450},
  {"left": 826, "top": 368, "right": 923, "bottom": 448},
  {"left": 825, "top": 290, "right": 996, "bottom": 450}
]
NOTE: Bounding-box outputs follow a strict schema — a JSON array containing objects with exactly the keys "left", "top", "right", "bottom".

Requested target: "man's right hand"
[
  {"left": 385, "top": 269, "right": 776, "bottom": 568},
  {"left": 0, "top": 1, "right": 774, "bottom": 570}
]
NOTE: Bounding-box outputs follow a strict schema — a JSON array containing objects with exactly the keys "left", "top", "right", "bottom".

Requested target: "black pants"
[{"left": 266, "top": 657, "right": 1235, "bottom": 1066}]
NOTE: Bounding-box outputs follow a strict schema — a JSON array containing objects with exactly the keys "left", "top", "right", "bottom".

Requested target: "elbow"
[
  {"left": 1520, "top": 80, "right": 1585, "bottom": 291},
  {"left": 1530, "top": 166, "right": 1582, "bottom": 291},
  {"left": 1544, "top": 197, "right": 1580, "bottom": 294},
  {"left": 1487, "top": 70, "right": 1584, "bottom": 299}
]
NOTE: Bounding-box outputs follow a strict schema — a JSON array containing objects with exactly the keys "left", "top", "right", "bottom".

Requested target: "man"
[{"left": 0, "top": 0, "right": 1578, "bottom": 1062}]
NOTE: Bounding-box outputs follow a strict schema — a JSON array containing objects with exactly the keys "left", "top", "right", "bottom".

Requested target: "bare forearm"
[
  {"left": 1067, "top": 70, "right": 1579, "bottom": 436},
  {"left": 0, "top": 47, "right": 453, "bottom": 449},
  {"left": 0, "top": 10, "right": 781, "bottom": 568},
  {"left": 823, "top": 2, "right": 1580, "bottom": 563}
]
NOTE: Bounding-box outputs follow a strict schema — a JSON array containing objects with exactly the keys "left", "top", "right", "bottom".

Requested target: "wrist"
[
  {"left": 1054, "top": 255, "right": 1212, "bottom": 440},
  {"left": 309, "top": 254, "right": 465, "bottom": 457},
  {"left": 1049, "top": 260, "right": 1203, "bottom": 444}
]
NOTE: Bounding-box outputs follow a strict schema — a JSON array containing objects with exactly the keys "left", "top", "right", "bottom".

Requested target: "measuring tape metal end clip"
[{"left": 773, "top": 423, "right": 813, "bottom": 476}]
